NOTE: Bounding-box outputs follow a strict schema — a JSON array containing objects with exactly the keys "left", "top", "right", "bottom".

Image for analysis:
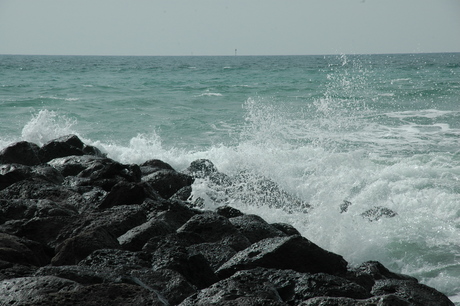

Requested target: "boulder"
[
  {"left": 371, "top": 279, "right": 455, "bottom": 306},
  {"left": 0, "top": 276, "right": 82, "bottom": 305},
  {"left": 216, "top": 235, "right": 348, "bottom": 279},
  {"left": 229, "top": 214, "right": 287, "bottom": 243},
  {"left": 51, "top": 228, "right": 121, "bottom": 266},
  {"left": 0, "top": 141, "right": 41, "bottom": 166},
  {"left": 75, "top": 157, "right": 142, "bottom": 191},
  {"left": 55, "top": 204, "right": 147, "bottom": 245},
  {"left": 0, "top": 199, "right": 77, "bottom": 225},
  {"left": 340, "top": 200, "right": 352, "bottom": 213},
  {"left": 31, "top": 164, "right": 65, "bottom": 184},
  {"left": 131, "top": 269, "right": 197, "bottom": 305},
  {"left": 0, "top": 216, "right": 75, "bottom": 249},
  {"left": 48, "top": 155, "right": 107, "bottom": 177},
  {"left": 187, "top": 242, "right": 237, "bottom": 271},
  {"left": 177, "top": 212, "right": 251, "bottom": 251},
  {"left": 185, "top": 159, "right": 219, "bottom": 178},
  {"left": 271, "top": 222, "right": 301, "bottom": 236},
  {"left": 361, "top": 206, "right": 397, "bottom": 221},
  {"left": 0, "top": 178, "right": 88, "bottom": 211},
  {"left": 179, "top": 270, "right": 284, "bottom": 305},
  {"left": 232, "top": 171, "right": 311, "bottom": 213},
  {"left": 299, "top": 295, "right": 411, "bottom": 306},
  {"left": 0, "top": 233, "right": 49, "bottom": 266},
  {"left": 142, "top": 169, "right": 194, "bottom": 199},
  {"left": 181, "top": 268, "right": 370, "bottom": 305},
  {"left": 30, "top": 282, "right": 164, "bottom": 306},
  {"left": 0, "top": 163, "right": 32, "bottom": 191},
  {"left": 140, "top": 159, "right": 174, "bottom": 175},
  {"left": 149, "top": 203, "right": 198, "bottom": 230},
  {"left": 38, "top": 134, "right": 103, "bottom": 163},
  {"left": 35, "top": 265, "right": 119, "bottom": 285},
  {"left": 118, "top": 217, "right": 175, "bottom": 251},
  {"left": 0, "top": 262, "right": 38, "bottom": 281},
  {"left": 143, "top": 232, "right": 205, "bottom": 253},
  {"left": 97, "top": 181, "right": 148, "bottom": 209},
  {"left": 348, "top": 261, "right": 417, "bottom": 292},
  {"left": 150, "top": 244, "right": 218, "bottom": 289},
  {"left": 215, "top": 205, "right": 244, "bottom": 218},
  {"left": 78, "top": 249, "right": 151, "bottom": 273},
  {"left": 170, "top": 185, "right": 193, "bottom": 201}
]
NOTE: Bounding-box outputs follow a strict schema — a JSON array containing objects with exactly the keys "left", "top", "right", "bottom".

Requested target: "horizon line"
[{"left": 1, "top": 51, "right": 460, "bottom": 57}]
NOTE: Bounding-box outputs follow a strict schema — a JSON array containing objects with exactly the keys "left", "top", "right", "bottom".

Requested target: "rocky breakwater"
[{"left": 0, "top": 135, "right": 454, "bottom": 305}]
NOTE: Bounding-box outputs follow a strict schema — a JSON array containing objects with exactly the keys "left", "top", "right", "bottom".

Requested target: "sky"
[{"left": 0, "top": 0, "right": 459, "bottom": 56}]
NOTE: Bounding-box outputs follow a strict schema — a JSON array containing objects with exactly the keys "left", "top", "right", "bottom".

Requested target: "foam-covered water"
[{"left": 1, "top": 53, "right": 459, "bottom": 301}]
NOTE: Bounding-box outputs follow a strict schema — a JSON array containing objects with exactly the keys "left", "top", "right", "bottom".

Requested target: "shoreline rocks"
[{"left": 0, "top": 135, "right": 454, "bottom": 305}]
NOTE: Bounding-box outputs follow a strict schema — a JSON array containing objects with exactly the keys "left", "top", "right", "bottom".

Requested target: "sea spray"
[{"left": 21, "top": 109, "right": 78, "bottom": 146}]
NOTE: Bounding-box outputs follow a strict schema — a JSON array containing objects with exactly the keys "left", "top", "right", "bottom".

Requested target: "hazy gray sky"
[{"left": 1, "top": 0, "right": 459, "bottom": 56}]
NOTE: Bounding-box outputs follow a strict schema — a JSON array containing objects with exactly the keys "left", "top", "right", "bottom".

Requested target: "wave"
[
  {"left": 198, "top": 92, "right": 223, "bottom": 97},
  {"left": 2, "top": 100, "right": 459, "bottom": 299}
]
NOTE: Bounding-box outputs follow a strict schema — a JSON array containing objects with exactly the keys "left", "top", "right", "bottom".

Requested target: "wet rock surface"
[{"left": 0, "top": 136, "right": 454, "bottom": 305}]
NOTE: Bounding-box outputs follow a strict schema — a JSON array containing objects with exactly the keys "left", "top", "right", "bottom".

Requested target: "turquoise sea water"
[{"left": 1, "top": 53, "right": 459, "bottom": 301}]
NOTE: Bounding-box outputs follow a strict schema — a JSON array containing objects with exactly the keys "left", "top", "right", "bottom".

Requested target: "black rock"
[
  {"left": 38, "top": 134, "right": 104, "bottom": 163},
  {"left": 185, "top": 159, "right": 219, "bottom": 178},
  {"left": 130, "top": 268, "right": 197, "bottom": 305},
  {"left": 0, "top": 164, "right": 32, "bottom": 191},
  {"left": 216, "top": 235, "right": 348, "bottom": 279},
  {"left": 51, "top": 228, "right": 121, "bottom": 266},
  {"left": 142, "top": 232, "right": 205, "bottom": 253},
  {"left": 361, "top": 206, "right": 397, "bottom": 221},
  {"left": 0, "top": 216, "right": 76, "bottom": 250},
  {"left": 187, "top": 242, "right": 237, "bottom": 271},
  {"left": 179, "top": 268, "right": 284, "bottom": 305},
  {"left": 98, "top": 181, "right": 148, "bottom": 209},
  {"left": 170, "top": 185, "right": 192, "bottom": 201},
  {"left": 0, "top": 141, "right": 41, "bottom": 166},
  {"left": 150, "top": 244, "right": 218, "bottom": 289},
  {"left": 371, "top": 279, "right": 455, "bottom": 306},
  {"left": 299, "top": 295, "right": 411, "bottom": 306},
  {"left": 348, "top": 261, "right": 417, "bottom": 292},
  {"left": 271, "top": 222, "right": 302, "bottom": 236},
  {"left": 78, "top": 249, "right": 151, "bottom": 273},
  {"left": 142, "top": 169, "right": 194, "bottom": 199},
  {"left": 55, "top": 204, "right": 148, "bottom": 246},
  {"left": 340, "top": 200, "right": 352, "bottom": 213},
  {"left": 118, "top": 217, "right": 175, "bottom": 251},
  {"left": 140, "top": 159, "right": 174, "bottom": 175},
  {"left": 182, "top": 268, "right": 370, "bottom": 305},
  {"left": 215, "top": 205, "right": 244, "bottom": 218},
  {"left": 0, "top": 178, "right": 88, "bottom": 212},
  {"left": 0, "top": 263, "right": 39, "bottom": 281},
  {"left": 0, "top": 276, "right": 82, "bottom": 305},
  {"left": 0, "top": 233, "right": 50, "bottom": 266},
  {"left": 229, "top": 214, "right": 287, "bottom": 244},
  {"left": 24, "top": 281, "right": 165, "bottom": 306},
  {"left": 177, "top": 212, "right": 251, "bottom": 251}
]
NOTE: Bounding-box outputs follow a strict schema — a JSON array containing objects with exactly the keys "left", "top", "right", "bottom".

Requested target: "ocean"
[{"left": 1, "top": 53, "right": 459, "bottom": 302}]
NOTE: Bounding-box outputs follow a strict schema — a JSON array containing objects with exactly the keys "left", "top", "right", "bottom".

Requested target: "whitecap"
[{"left": 198, "top": 92, "right": 223, "bottom": 97}]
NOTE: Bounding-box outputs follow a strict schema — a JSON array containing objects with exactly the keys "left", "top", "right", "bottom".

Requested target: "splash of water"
[{"left": 21, "top": 109, "right": 78, "bottom": 146}]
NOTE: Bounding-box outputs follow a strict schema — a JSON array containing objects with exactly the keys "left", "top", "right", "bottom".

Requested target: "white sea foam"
[
  {"left": 198, "top": 92, "right": 223, "bottom": 97},
  {"left": 21, "top": 109, "right": 79, "bottom": 146},
  {"left": 385, "top": 109, "right": 453, "bottom": 119}
]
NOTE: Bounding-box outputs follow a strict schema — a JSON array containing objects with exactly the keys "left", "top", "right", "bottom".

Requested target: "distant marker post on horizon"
[{"left": 235, "top": 49, "right": 237, "bottom": 56}]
